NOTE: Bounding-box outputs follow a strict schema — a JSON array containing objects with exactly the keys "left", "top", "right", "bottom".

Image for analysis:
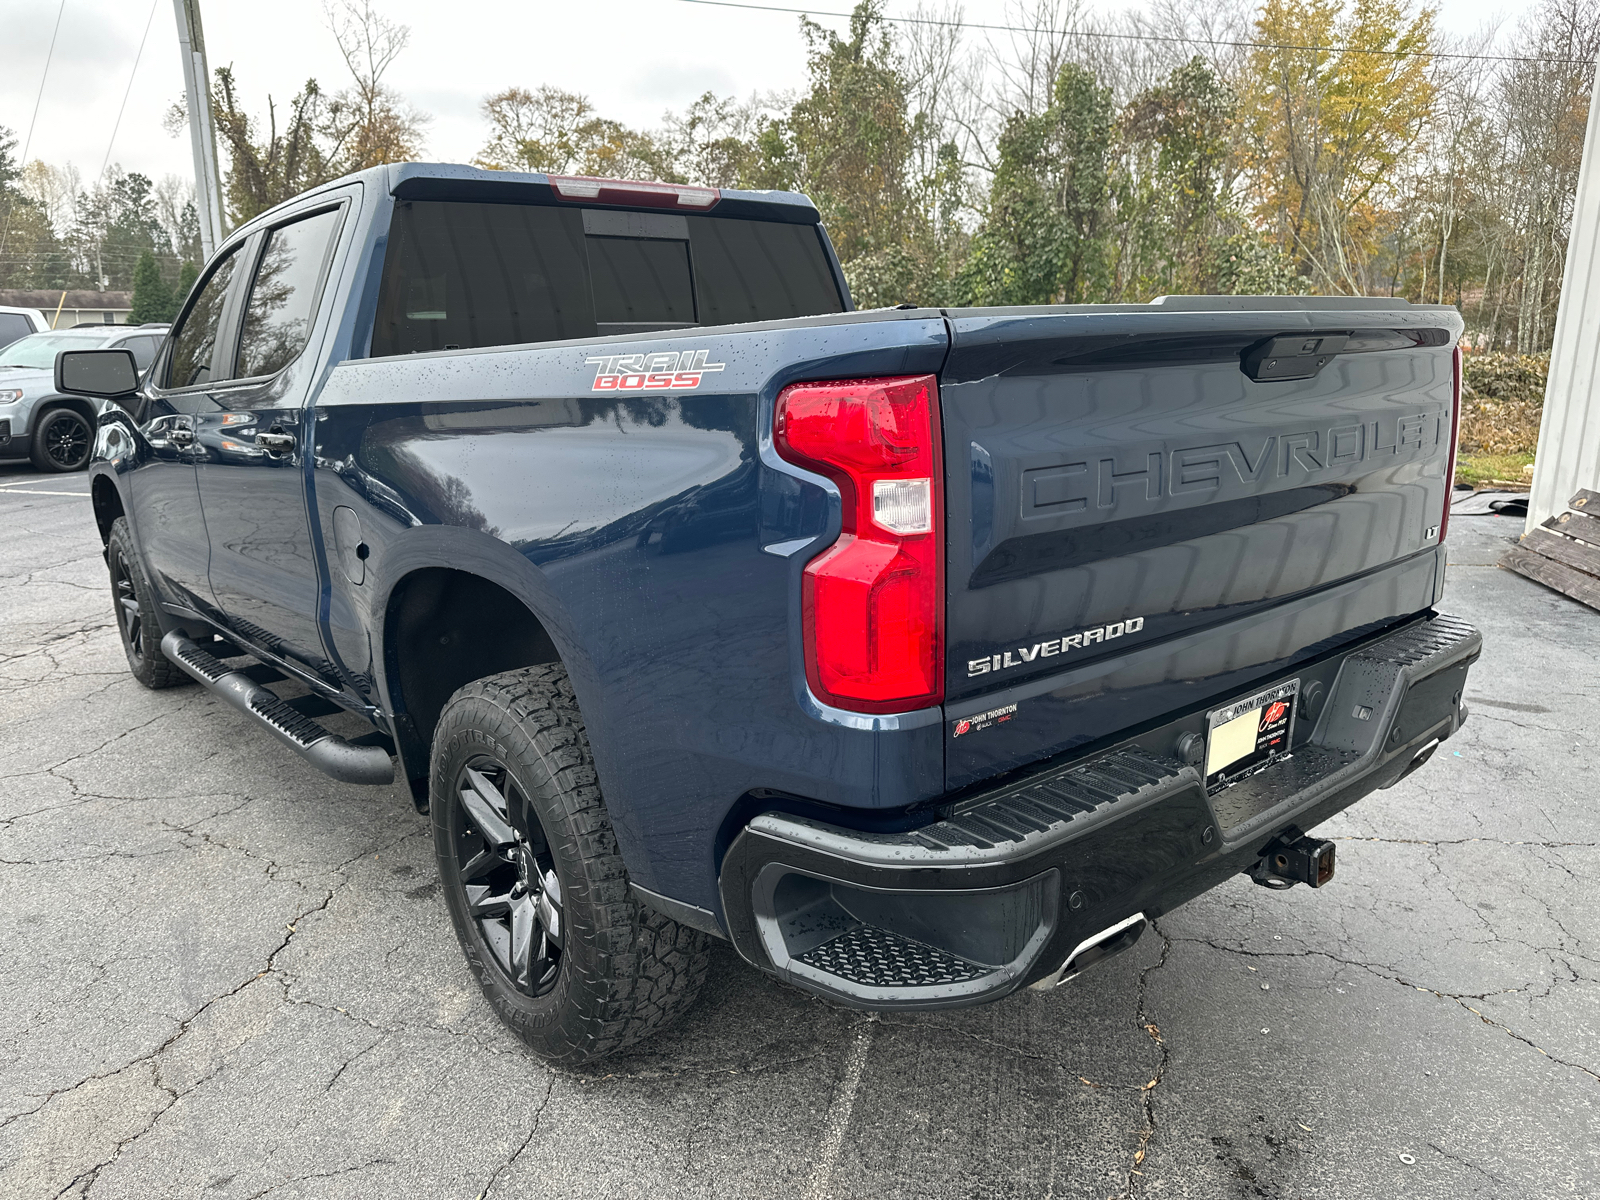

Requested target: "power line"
[
  {"left": 15, "top": 0, "right": 66, "bottom": 169},
  {"left": 666, "top": 0, "right": 1596, "bottom": 67},
  {"left": 101, "top": 0, "right": 162, "bottom": 182},
  {"left": 0, "top": 0, "right": 68, "bottom": 262}
]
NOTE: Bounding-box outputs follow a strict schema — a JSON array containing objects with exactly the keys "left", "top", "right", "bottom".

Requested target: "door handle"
[
  {"left": 255, "top": 431, "right": 296, "bottom": 455},
  {"left": 169, "top": 425, "right": 195, "bottom": 446}
]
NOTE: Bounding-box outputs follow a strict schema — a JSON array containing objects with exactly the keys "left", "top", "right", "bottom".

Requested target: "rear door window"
[
  {"left": 371, "top": 200, "right": 844, "bottom": 357},
  {"left": 0, "top": 313, "right": 34, "bottom": 349},
  {"left": 117, "top": 336, "right": 159, "bottom": 370},
  {"left": 167, "top": 246, "right": 240, "bottom": 388},
  {"left": 235, "top": 207, "right": 342, "bottom": 379}
]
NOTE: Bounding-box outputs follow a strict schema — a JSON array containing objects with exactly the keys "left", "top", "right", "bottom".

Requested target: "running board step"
[{"left": 161, "top": 632, "right": 395, "bottom": 785}]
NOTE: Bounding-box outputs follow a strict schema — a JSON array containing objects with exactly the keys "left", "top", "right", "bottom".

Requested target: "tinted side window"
[
  {"left": 0, "top": 314, "right": 33, "bottom": 349},
  {"left": 119, "top": 336, "right": 158, "bottom": 370},
  {"left": 167, "top": 248, "right": 239, "bottom": 388},
  {"left": 235, "top": 208, "right": 342, "bottom": 379},
  {"left": 372, "top": 201, "right": 594, "bottom": 356}
]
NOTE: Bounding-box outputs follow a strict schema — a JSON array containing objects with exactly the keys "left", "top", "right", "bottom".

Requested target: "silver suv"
[{"left": 0, "top": 325, "right": 167, "bottom": 471}]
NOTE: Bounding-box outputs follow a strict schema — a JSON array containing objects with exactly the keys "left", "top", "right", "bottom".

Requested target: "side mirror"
[{"left": 56, "top": 348, "right": 139, "bottom": 399}]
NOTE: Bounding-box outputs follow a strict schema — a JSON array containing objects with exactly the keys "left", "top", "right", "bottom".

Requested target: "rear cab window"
[{"left": 370, "top": 199, "right": 844, "bottom": 357}]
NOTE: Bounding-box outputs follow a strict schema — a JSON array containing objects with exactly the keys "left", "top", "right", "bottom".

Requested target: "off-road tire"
[
  {"left": 30, "top": 405, "right": 94, "bottom": 472},
  {"left": 107, "top": 517, "right": 187, "bottom": 689},
  {"left": 431, "top": 664, "right": 710, "bottom": 1064}
]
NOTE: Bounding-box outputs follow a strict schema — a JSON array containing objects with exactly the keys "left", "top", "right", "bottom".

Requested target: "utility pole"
[{"left": 172, "top": 0, "right": 226, "bottom": 261}]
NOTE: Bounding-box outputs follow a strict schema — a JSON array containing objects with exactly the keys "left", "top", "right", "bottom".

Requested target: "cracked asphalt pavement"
[{"left": 2, "top": 461, "right": 1595, "bottom": 1199}]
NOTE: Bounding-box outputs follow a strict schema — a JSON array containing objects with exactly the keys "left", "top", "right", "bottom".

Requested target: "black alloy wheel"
[
  {"left": 431, "top": 665, "right": 710, "bottom": 1063},
  {"left": 32, "top": 406, "right": 93, "bottom": 472},
  {"left": 105, "top": 517, "right": 186, "bottom": 689},
  {"left": 109, "top": 536, "right": 146, "bottom": 670},
  {"left": 450, "top": 757, "right": 565, "bottom": 996}
]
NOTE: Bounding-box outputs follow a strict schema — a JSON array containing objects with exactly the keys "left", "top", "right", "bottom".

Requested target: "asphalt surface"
[{"left": 1, "top": 461, "right": 1595, "bottom": 1200}]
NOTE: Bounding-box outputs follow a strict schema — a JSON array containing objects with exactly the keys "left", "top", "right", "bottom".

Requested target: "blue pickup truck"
[{"left": 58, "top": 164, "right": 1479, "bottom": 1063}]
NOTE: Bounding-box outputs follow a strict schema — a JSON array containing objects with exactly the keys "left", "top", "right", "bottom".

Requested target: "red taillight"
[
  {"left": 1440, "top": 344, "right": 1463, "bottom": 544},
  {"left": 547, "top": 175, "right": 719, "bottom": 209},
  {"left": 775, "top": 375, "right": 944, "bottom": 713}
]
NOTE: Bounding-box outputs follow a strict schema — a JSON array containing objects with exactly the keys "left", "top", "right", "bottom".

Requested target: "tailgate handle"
[{"left": 1241, "top": 333, "right": 1349, "bottom": 382}]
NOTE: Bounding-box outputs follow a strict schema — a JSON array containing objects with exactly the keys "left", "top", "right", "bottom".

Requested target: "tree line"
[{"left": 0, "top": 0, "right": 1592, "bottom": 350}]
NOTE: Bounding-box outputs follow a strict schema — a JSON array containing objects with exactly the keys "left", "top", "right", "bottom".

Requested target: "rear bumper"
[{"left": 718, "top": 612, "right": 1480, "bottom": 1009}]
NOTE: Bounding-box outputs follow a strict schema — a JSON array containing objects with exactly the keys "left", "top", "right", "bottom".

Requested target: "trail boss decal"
[
  {"left": 967, "top": 617, "right": 1145, "bottom": 678},
  {"left": 586, "top": 350, "right": 726, "bottom": 392}
]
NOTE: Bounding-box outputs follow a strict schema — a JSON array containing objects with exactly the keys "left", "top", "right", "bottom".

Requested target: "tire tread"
[
  {"left": 431, "top": 663, "right": 710, "bottom": 1063},
  {"left": 108, "top": 518, "right": 187, "bottom": 689}
]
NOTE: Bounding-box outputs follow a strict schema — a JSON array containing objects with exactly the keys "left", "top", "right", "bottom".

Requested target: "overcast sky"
[{"left": 2, "top": 0, "right": 1521, "bottom": 194}]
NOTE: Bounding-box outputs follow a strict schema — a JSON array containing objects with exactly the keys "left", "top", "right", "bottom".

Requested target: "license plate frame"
[{"left": 1204, "top": 679, "right": 1300, "bottom": 795}]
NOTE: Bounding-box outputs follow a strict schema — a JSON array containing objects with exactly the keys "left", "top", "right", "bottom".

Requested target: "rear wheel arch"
[{"left": 380, "top": 565, "right": 572, "bottom": 800}]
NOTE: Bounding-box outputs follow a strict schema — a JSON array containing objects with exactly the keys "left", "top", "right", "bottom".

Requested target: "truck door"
[
  {"left": 124, "top": 242, "right": 246, "bottom": 613},
  {"left": 193, "top": 203, "right": 347, "bottom": 687}
]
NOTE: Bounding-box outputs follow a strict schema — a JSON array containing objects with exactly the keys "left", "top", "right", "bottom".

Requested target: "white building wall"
[{"left": 1527, "top": 57, "right": 1600, "bottom": 531}]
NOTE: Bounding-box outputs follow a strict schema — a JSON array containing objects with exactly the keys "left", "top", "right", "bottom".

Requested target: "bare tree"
[{"left": 322, "top": 0, "right": 428, "bottom": 171}]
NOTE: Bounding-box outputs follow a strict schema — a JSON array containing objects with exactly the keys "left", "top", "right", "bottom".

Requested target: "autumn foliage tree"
[
  {"left": 209, "top": 0, "right": 427, "bottom": 224},
  {"left": 7, "top": 0, "right": 1595, "bottom": 351},
  {"left": 1240, "top": 0, "right": 1437, "bottom": 292}
]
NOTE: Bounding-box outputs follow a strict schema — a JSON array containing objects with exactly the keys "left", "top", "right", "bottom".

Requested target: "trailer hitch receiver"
[{"left": 1247, "top": 826, "right": 1336, "bottom": 890}]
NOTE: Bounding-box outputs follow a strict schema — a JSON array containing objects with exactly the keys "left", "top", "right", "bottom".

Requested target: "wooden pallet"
[{"left": 1501, "top": 489, "right": 1600, "bottom": 610}]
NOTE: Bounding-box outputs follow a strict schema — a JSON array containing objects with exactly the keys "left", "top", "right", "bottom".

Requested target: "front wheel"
[
  {"left": 107, "top": 517, "right": 187, "bottom": 689},
  {"left": 431, "top": 664, "right": 710, "bottom": 1064},
  {"left": 31, "top": 405, "right": 94, "bottom": 472}
]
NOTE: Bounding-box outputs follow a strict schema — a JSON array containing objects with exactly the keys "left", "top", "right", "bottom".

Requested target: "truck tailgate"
[{"left": 939, "top": 302, "right": 1461, "bottom": 788}]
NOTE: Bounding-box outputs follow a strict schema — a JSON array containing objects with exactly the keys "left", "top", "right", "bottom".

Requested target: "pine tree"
[
  {"left": 174, "top": 260, "right": 200, "bottom": 312},
  {"left": 129, "top": 249, "right": 174, "bottom": 323}
]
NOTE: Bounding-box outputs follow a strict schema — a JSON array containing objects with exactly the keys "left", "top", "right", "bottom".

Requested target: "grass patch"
[{"left": 1456, "top": 453, "right": 1534, "bottom": 489}]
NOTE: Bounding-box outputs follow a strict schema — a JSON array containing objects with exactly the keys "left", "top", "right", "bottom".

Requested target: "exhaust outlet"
[{"left": 1030, "top": 912, "right": 1148, "bottom": 990}]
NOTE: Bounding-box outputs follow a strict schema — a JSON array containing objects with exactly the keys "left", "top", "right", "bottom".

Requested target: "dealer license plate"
[{"left": 1204, "top": 680, "right": 1299, "bottom": 794}]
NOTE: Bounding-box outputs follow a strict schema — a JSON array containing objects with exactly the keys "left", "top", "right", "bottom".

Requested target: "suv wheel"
[
  {"left": 107, "top": 518, "right": 187, "bottom": 689},
  {"left": 31, "top": 405, "right": 94, "bottom": 472},
  {"left": 431, "top": 664, "right": 710, "bottom": 1064}
]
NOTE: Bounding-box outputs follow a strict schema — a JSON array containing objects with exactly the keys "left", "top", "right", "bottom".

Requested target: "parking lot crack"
[
  {"left": 1330, "top": 836, "right": 1598, "bottom": 849},
  {"left": 477, "top": 1072, "right": 557, "bottom": 1199},
  {"left": 1174, "top": 937, "right": 1600, "bottom": 1083},
  {"left": 321, "top": 1038, "right": 384, "bottom": 1094},
  {"left": 1122, "top": 920, "right": 1172, "bottom": 1198},
  {"left": 874, "top": 1016, "right": 1048, "bottom": 1062},
  {"left": 240, "top": 1157, "right": 399, "bottom": 1200},
  {"left": 1427, "top": 1141, "right": 1508, "bottom": 1185}
]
